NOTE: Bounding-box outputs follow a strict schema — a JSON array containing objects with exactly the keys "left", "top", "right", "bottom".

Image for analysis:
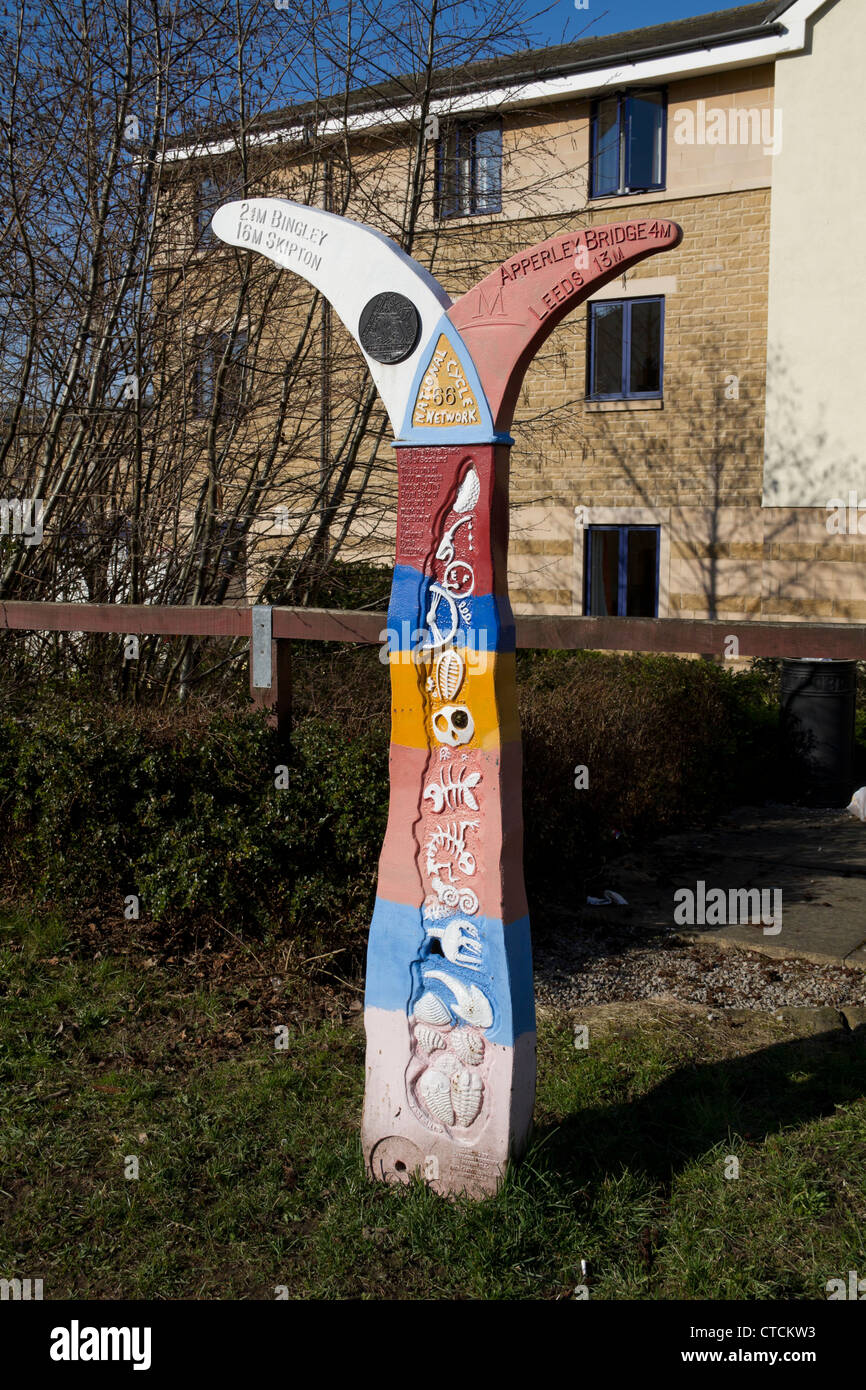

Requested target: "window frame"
[
  {"left": 586, "top": 294, "right": 665, "bottom": 402},
  {"left": 195, "top": 175, "right": 221, "bottom": 247},
  {"left": 435, "top": 117, "right": 503, "bottom": 219},
  {"left": 589, "top": 88, "right": 667, "bottom": 199},
  {"left": 584, "top": 524, "right": 661, "bottom": 618},
  {"left": 214, "top": 515, "right": 248, "bottom": 577},
  {"left": 193, "top": 328, "right": 250, "bottom": 421}
]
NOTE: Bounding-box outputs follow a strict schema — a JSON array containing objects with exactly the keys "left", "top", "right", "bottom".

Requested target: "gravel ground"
[
  {"left": 534, "top": 921, "right": 866, "bottom": 1011},
  {"left": 533, "top": 802, "right": 866, "bottom": 1012}
]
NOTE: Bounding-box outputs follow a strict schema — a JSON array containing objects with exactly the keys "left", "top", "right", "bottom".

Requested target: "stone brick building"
[{"left": 174, "top": 0, "right": 864, "bottom": 624}]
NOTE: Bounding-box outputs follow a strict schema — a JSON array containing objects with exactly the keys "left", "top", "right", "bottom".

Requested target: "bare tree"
[{"left": 0, "top": 0, "right": 583, "bottom": 699}]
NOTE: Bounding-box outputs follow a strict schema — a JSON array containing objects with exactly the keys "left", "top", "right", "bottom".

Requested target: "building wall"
[
  {"left": 498, "top": 144, "right": 773, "bottom": 614},
  {"left": 371, "top": 66, "right": 779, "bottom": 616},
  {"left": 763, "top": 0, "right": 865, "bottom": 510},
  {"left": 178, "top": 13, "right": 866, "bottom": 627},
  {"left": 459, "top": 20, "right": 865, "bottom": 624}
]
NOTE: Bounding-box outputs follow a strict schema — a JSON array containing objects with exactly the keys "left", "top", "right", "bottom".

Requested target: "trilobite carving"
[
  {"left": 415, "top": 1024, "right": 446, "bottom": 1054},
  {"left": 451, "top": 1068, "right": 483, "bottom": 1126},
  {"left": 417, "top": 1067, "right": 454, "bottom": 1126}
]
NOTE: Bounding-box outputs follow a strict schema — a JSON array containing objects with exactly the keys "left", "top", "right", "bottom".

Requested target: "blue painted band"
[
  {"left": 386, "top": 563, "right": 516, "bottom": 654},
  {"left": 396, "top": 427, "right": 512, "bottom": 446},
  {"left": 364, "top": 896, "right": 535, "bottom": 1047},
  {"left": 391, "top": 434, "right": 515, "bottom": 448}
]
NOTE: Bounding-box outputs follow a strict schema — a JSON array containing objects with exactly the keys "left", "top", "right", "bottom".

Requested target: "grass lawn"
[{"left": 1, "top": 905, "right": 865, "bottom": 1300}]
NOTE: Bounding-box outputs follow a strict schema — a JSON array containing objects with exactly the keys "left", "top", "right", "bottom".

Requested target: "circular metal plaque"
[
  {"left": 358, "top": 292, "right": 420, "bottom": 365},
  {"left": 368, "top": 1135, "right": 427, "bottom": 1186}
]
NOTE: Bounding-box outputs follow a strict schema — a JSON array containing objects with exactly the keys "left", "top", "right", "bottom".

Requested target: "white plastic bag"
[
  {"left": 846, "top": 787, "right": 866, "bottom": 821},
  {"left": 586, "top": 889, "right": 628, "bottom": 907}
]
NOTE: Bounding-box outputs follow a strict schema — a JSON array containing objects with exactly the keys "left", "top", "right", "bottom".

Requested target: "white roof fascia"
[{"left": 164, "top": 0, "right": 823, "bottom": 164}]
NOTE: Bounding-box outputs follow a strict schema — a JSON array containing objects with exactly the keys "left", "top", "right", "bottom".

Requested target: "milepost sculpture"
[{"left": 213, "top": 197, "right": 682, "bottom": 1197}]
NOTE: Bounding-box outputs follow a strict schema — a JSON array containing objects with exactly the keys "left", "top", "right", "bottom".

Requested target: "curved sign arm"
[
  {"left": 450, "top": 218, "right": 682, "bottom": 432},
  {"left": 212, "top": 197, "right": 452, "bottom": 435}
]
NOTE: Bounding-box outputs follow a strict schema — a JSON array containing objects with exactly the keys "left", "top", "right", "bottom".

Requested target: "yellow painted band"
[{"left": 388, "top": 649, "right": 520, "bottom": 750}]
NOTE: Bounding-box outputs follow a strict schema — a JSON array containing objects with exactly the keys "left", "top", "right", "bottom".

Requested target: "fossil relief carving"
[{"left": 410, "top": 460, "right": 494, "bottom": 1133}]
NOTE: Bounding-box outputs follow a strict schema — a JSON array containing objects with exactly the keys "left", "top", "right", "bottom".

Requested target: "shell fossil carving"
[
  {"left": 418, "top": 1067, "right": 455, "bottom": 1126},
  {"left": 423, "top": 969, "right": 493, "bottom": 1030},
  {"left": 451, "top": 1068, "right": 484, "bottom": 1127},
  {"left": 414, "top": 1023, "right": 446, "bottom": 1054},
  {"left": 414, "top": 991, "right": 452, "bottom": 1026},
  {"left": 454, "top": 466, "right": 480, "bottom": 515},
  {"left": 450, "top": 1028, "right": 484, "bottom": 1066},
  {"left": 430, "top": 1050, "right": 460, "bottom": 1076}
]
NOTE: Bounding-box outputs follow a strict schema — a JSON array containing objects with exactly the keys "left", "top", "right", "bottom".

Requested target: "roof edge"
[{"left": 165, "top": 1, "right": 821, "bottom": 165}]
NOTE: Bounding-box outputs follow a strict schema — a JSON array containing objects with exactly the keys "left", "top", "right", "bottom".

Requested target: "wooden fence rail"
[{"left": 3, "top": 600, "right": 866, "bottom": 733}]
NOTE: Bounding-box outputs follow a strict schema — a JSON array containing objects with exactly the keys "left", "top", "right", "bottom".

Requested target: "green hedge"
[
  {"left": 518, "top": 650, "right": 781, "bottom": 889},
  {"left": 0, "top": 705, "right": 388, "bottom": 949},
  {"left": 0, "top": 653, "right": 785, "bottom": 947}
]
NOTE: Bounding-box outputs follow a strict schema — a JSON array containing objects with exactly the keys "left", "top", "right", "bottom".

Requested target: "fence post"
[{"left": 249, "top": 605, "right": 291, "bottom": 735}]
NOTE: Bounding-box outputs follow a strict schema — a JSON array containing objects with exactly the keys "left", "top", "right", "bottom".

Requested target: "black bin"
[{"left": 780, "top": 658, "right": 856, "bottom": 807}]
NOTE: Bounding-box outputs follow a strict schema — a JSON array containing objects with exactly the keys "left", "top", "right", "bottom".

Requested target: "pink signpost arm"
[
  {"left": 212, "top": 199, "right": 682, "bottom": 1198},
  {"left": 448, "top": 218, "right": 683, "bottom": 433}
]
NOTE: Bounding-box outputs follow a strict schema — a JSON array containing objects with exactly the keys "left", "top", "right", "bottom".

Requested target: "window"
[
  {"left": 196, "top": 176, "right": 220, "bottom": 246},
  {"left": 436, "top": 120, "right": 502, "bottom": 218},
  {"left": 214, "top": 517, "right": 247, "bottom": 577},
  {"left": 590, "top": 90, "right": 665, "bottom": 197},
  {"left": 587, "top": 296, "right": 663, "bottom": 400},
  {"left": 193, "top": 330, "right": 249, "bottom": 420},
  {"left": 585, "top": 526, "right": 659, "bottom": 617}
]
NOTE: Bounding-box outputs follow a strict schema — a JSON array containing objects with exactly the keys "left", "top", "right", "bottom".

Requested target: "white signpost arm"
[{"left": 211, "top": 198, "right": 451, "bottom": 436}]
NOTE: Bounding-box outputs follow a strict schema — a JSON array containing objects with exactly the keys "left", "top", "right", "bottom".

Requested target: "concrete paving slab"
[{"left": 605, "top": 805, "right": 866, "bottom": 969}]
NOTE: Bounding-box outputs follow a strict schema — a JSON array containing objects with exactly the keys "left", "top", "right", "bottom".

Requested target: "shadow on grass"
[{"left": 535, "top": 1027, "right": 866, "bottom": 1187}]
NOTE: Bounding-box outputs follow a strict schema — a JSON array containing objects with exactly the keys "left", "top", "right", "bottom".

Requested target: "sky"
[{"left": 530, "top": 0, "right": 765, "bottom": 47}]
